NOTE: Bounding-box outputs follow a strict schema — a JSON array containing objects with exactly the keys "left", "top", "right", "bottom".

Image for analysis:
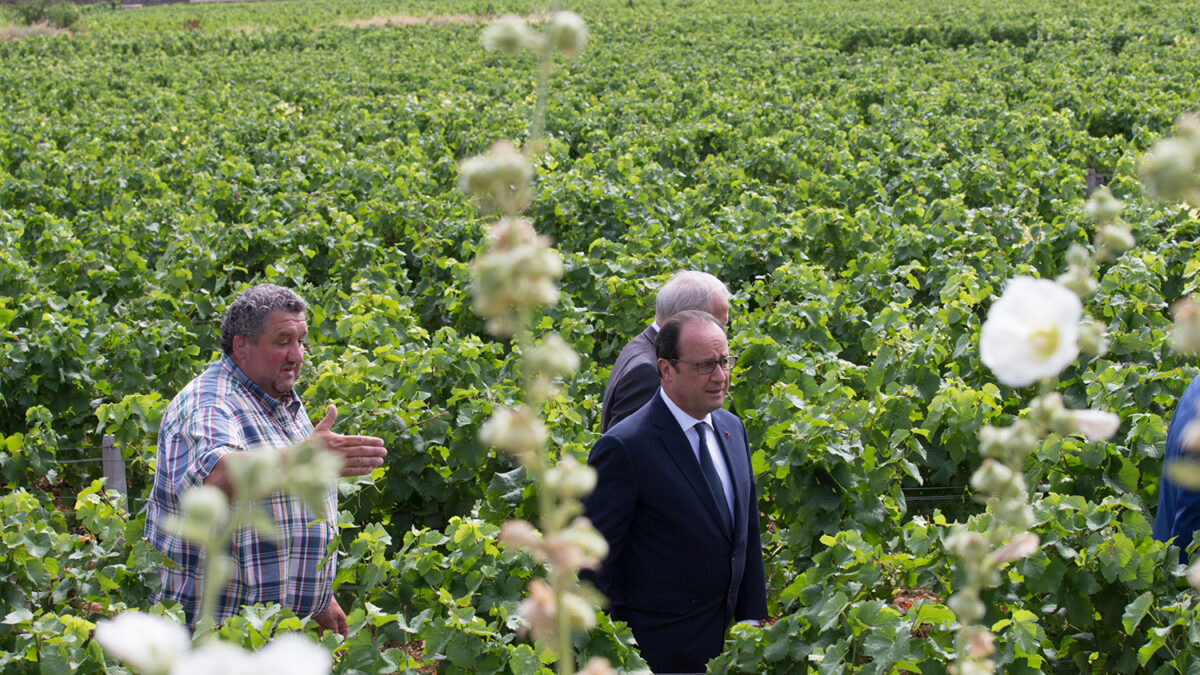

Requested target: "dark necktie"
[{"left": 695, "top": 422, "right": 732, "bottom": 533}]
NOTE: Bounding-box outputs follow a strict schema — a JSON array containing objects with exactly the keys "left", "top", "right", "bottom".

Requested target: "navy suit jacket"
[
  {"left": 583, "top": 393, "right": 768, "bottom": 673},
  {"left": 599, "top": 325, "right": 659, "bottom": 433},
  {"left": 1154, "top": 374, "right": 1200, "bottom": 561}
]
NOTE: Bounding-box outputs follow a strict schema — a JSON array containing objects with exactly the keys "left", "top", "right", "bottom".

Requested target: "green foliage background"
[{"left": 2, "top": 0, "right": 1200, "bottom": 671}]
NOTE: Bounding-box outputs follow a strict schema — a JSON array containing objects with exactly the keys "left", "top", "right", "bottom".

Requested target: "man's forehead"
[
  {"left": 264, "top": 311, "right": 307, "bottom": 334},
  {"left": 679, "top": 321, "right": 727, "bottom": 356}
]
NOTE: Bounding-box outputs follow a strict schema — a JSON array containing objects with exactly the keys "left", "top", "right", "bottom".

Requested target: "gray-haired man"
[
  {"left": 145, "top": 284, "right": 386, "bottom": 633},
  {"left": 599, "top": 271, "right": 730, "bottom": 432}
]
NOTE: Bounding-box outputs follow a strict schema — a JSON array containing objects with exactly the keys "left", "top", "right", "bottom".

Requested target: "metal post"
[{"left": 100, "top": 434, "right": 128, "bottom": 496}]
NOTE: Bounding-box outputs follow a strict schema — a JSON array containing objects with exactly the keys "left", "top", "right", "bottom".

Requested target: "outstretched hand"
[{"left": 310, "top": 404, "right": 387, "bottom": 477}]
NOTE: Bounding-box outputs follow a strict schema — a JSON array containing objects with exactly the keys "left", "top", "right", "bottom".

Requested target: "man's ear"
[
  {"left": 232, "top": 335, "right": 249, "bottom": 361},
  {"left": 657, "top": 357, "right": 672, "bottom": 381}
]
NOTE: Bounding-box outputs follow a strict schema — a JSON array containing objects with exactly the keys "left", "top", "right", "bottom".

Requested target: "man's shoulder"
[
  {"left": 164, "top": 359, "right": 246, "bottom": 420},
  {"left": 612, "top": 326, "right": 657, "bottom": 367}
]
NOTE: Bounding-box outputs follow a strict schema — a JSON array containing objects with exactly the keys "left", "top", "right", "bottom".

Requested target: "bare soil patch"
[
  {"left": 3, "top": 22, "right": 70, "bottom": 40},
  {"left": 338, "top": 12, "right": 545, "bottom": 30}
]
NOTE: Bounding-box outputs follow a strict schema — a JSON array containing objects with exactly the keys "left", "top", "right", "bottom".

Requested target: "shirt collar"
[
  {"left": 658, "top": 387, "right": 712, "bottom": 433},
  {"left": 219, "top": 353, "right": 302, "bottom": 415}
]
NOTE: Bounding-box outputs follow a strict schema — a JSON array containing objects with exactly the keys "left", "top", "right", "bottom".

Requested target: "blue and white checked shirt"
[{"left": 145, "top": 354, "right": 336, "bottom": 625}]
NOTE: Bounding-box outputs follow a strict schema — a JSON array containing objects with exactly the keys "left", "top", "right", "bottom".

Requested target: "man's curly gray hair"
[{"left": 220, "top": 284, "right": 308, "bottom": 355}]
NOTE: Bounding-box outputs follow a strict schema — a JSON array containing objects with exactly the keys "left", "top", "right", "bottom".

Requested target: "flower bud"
[
  {"left": 227, "top": 449, "right": 283, "bottom": 499},
  {"left": 994, "top": 500, "right": 1036, "bottom": 529},
  {"left": 458, "top": 142, "right": 534, "bottom": 213},
  {"left": 1140, "top": 136, "right": 1198, "bottom": 204},
  {"left": 1095, "top": 224, "right": 1135, "bottom": 258},
  {"left": 989, "top": 532, "right": 1039, "bottom": 564},
  {"left": 282, "top": 440, "right": 342, "bottom": 519},
  {"left": 552, "top": 517, "right": 608, "bottom": 570},
  {"left": 480, "top": 406, "right": 548, "bottom": 457},
  {"left": 481, "top": 15, "right": 542, "bottom": 56},
  {"left": 578, "top": 657, "right": 617, "bottom": 675},
  {"left": 1175, "top": 113, "right": 1200, "bottom": 143},
  {"left": 545, "top": 456, "right": 597, "bottom": 498},
  {"left": 1056, "top": 265, "right": 1099, "bottom": 299},
  {"left": 1188, "top": 559, "right": 1200, "bottom": 591},
  {"left": 562, "top": 589, "right": 597, "bottom": 630},
  {"left": 547, "top": 12, "right": 588, "bottom": 59},
  {"left": 519, "top": 579, "right": 556, "bottom": 641},
  {"left": 947, "top": 589, "right": 985, "bottom": 623},
  {"left": 1183, "top": 419, "right": 1200, "bottom": 454},
  {"left": 1072, "top": 409, "right": 1120, "bottom": 442},
  {"left": 499, "top": 519, "right": 543, "bottom": 551},
  {"left": 1172, "top": 297, "right": 1200, "bottom": 355},
  {"left": 527, "top": 333, "right": 580, "bottom": 378},
  {"left": 970, "top": 459, "right": 1015, "bottom": 496},
  {"left": 962, "top": 626, "right": 996, "bottom": 659},
  {"left": 945, "top": 527, "right": 989, "bottom": 563},
  {"left": 978, "top": 420, "right": 1038, "bottom": 463},
  {"left": 169, "top": 486, "right": 229, "bottom": 543},
  {"left": 1065, "top": 242, "right": 1092, "bottom": 268},
  {"left": 1084, "top": 187, "right": 1124, "bottom": 223},
  {"left": 1077, "top": 319, "right": 1108, "bottom": 357},
  {"left": 953, "top": 659, "right": 996, "bottom": 675}
]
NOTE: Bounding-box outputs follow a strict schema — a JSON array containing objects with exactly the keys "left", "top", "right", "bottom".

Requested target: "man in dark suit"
[
  {"left": 584, "top": 310, "right": 768, "bottom": 673},
  {"left": 600, "top": 271, "right": 730, "bottom": 433}
]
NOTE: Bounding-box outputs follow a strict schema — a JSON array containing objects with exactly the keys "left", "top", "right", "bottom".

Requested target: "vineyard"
[{"left": 3, "top": 0, "right": 1200, "bottom": 671}]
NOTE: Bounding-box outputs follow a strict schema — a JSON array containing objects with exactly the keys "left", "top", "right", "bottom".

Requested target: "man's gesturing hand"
[{"left": 310, "top": 404, "right": 387, "bottom": 476}]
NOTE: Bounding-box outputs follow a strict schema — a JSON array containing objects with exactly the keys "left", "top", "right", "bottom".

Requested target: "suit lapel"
[
  {"left": 652, "top": 397, "right": 733, "bottom": 540},
  {"left": 712, "top": 412, "right": 748, "bottom": 539}
]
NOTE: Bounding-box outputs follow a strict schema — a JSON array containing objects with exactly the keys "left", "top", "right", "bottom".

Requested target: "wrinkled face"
[
  {"left": 659, "top": 319, "right": 730, "bottom": 419},
  {"left": 232, "top": 310, "right": 306, "bottom": 401}
]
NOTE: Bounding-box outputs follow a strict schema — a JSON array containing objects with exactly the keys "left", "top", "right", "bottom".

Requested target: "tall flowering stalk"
[
  {"left": 463, "top": 12, "right": 613, "bottom": 675},
  {"left": 1139, "top": 114, "right": 1200, "bottom": 586},
  {"left": 948, "top": 186, "right": 1128, "bottom": 673}
]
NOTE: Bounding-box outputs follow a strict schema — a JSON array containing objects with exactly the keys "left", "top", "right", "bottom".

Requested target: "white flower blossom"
[
  {"left": 544, "top": 455, "right": 597, "bottom": 498},
  {"left": 480, "top": 406, "right": 548, "bottom": 456},
  {"left": 170, "top": 641, "right": 251, "bottom": 675},
  {"left": 547, "top": 12, "right": 589, "bottom": 59},
  {"left": 1072, "top": 410, "right": 1120, "bottom": 442},
  {"left": 990, "top": 532, "right": 1040, "bottom": 564},
  {"left": 499, "top": 519, "right": 543, "bottom": 550},
  {"left": 1188, "top": 560, "right": 1200, "bottom": 591},
  {"left": 252, "top": 633, "right": 331, "bottom": 675},
  {"left": 980, "top": 277, "right": 1082, "bottom": 387},
  {"left": 94, "top": 611, "right": 191, "bottom": 675},
  {"left": 481, "top": 15, "right": 543, "bottom": 56}
]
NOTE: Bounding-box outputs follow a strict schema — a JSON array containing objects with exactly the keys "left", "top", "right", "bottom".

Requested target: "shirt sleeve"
[{"left": 174, "top": 404, "right": 247, "bottom": 491}]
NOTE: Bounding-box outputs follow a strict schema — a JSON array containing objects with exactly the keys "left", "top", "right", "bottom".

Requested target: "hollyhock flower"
[
  {"left": 547, "top": 12, "right": 588, "bottom": 59},
  {"left": 499, "top": 519, "right": 543, "bottom": 550},
  {"left": 252, "top": 633, "right": 331, "bottom": 675},
  {"left": 1072, "top": 410, "right": 1120, "bottom": 442},
  {"left": 990, "top": 532, "right": 1040, "bottom": 564},
  {"left": 519, "top": 579, "right": 556, "bottom": 640},
  {"left": 480, "top": 406, "right": 548, "bottom": 456},
  {"left": 980, "top": 277, "right": 1082, "bottom": 387},
  {"left": 578, "top": 657, "right": 617, "bottom": 675},
  {"left": 481, "top": 15, "right": 542, "bottom": 56},
  {"left": 94, "top": 611, "right": 191, "bottom": 675},
  {"left": 168, "top": 486, "right": 229, "bottom": 542},
  {"left": 170, "top": 641, "right": 250, "bottom": 675},
  {"left": 1188, "top": 560, "right": 1200, "bottom": 591},
  {"left": 544, "top": 456, "right": 597, "bottom": 498}
]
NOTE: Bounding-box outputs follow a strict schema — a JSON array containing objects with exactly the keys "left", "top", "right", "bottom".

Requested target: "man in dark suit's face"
[{"left": 658, "top": 318, "right": 731, "bottom": 419}]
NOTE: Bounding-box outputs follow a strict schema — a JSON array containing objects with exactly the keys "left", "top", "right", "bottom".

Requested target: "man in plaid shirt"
[{"left": 145, "top": 284, "right": 387, "bottom": 634}]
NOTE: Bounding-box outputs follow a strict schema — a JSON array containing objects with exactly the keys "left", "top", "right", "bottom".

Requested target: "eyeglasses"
[{"left": 669, "top": 356, "right": 738, "bottom": 374}]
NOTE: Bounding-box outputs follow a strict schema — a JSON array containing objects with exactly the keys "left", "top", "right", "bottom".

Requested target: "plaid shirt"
[{"left": 145, "top": 354, "right": 336, "bottom": 625}]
